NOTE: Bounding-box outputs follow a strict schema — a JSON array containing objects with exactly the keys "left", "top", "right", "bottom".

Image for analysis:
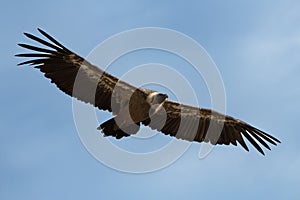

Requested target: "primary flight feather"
[{"left": 16, "top": 29, "right": 281, "bottom": 155}]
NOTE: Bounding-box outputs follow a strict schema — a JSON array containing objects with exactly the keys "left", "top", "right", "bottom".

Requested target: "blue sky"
[{"left": 1, "top": 0, "right": 300, "bottom": 199}]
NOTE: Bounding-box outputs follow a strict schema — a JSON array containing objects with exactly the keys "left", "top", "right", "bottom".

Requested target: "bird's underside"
[{"left": 16, "top": 28, "right": 281, "bottom": 155}]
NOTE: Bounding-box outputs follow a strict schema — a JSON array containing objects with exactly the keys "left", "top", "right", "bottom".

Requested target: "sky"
[{"left": 1, "top": 0, "right": 300, "bottom": 199}]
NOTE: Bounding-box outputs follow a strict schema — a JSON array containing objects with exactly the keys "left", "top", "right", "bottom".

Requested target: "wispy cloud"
[{"left": 236, "top": 2, "right": 300, "bottom": 82}]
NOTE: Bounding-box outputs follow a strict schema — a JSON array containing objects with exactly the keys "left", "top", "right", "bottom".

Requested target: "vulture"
[{"left": 16, "top": 28, "right": 281, "bottom": 155}]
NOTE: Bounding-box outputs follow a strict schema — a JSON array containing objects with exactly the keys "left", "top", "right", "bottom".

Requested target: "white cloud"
[{"left": 235, "top": 2, "right": 300, "bottom": 83}]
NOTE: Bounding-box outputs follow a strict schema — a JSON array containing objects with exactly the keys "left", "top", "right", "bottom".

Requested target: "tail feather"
[{"left": 97, "top": 118, "right": 140, "bottom": 139}]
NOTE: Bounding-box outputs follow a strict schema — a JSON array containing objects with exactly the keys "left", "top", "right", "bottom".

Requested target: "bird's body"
[{"left": 16, "top": 29, "right": 281, "bottom": 155}]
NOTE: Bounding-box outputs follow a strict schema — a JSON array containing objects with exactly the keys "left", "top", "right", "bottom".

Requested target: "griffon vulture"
[{"left": 16, "top": 29, "right": 281, "bottom": 155}]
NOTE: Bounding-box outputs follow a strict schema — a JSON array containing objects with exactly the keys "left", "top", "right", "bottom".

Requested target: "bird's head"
[{"left": 146, "top": 92, "right": 168, "bottom": 105}]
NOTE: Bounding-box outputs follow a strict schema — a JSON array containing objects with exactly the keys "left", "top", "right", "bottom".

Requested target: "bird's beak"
[{"left": 163, "top": 94, "right": 168, "bottom": 100}]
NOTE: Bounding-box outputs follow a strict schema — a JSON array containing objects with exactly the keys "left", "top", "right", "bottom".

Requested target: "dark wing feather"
[
  {"left": 16, "top": 28, "right": 138, "bottom": 113},
  {"left": 143, "top": 101, "right": 280, "bottom": 155}
]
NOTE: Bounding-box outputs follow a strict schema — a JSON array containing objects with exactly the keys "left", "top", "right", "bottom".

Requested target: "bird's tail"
[{"left": 97, "top": 118, "right": 140, "bottom": 139}]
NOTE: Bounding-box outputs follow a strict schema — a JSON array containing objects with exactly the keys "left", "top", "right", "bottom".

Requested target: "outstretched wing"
[
  {"left": 16, "top": 28, "right": 138, "bottom": 113},
  {"left": 143, "top": 100, "right": 281, "bottom": 155}
]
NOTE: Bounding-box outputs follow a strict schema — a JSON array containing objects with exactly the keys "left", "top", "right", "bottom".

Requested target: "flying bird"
[{"left": 16, "top": 28, "right": 281, "bottom": 155}]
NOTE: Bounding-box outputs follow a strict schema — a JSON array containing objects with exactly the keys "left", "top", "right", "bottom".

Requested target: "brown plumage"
[{"left": 16, "top": 28, "right": 281, "bottom": 155}]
